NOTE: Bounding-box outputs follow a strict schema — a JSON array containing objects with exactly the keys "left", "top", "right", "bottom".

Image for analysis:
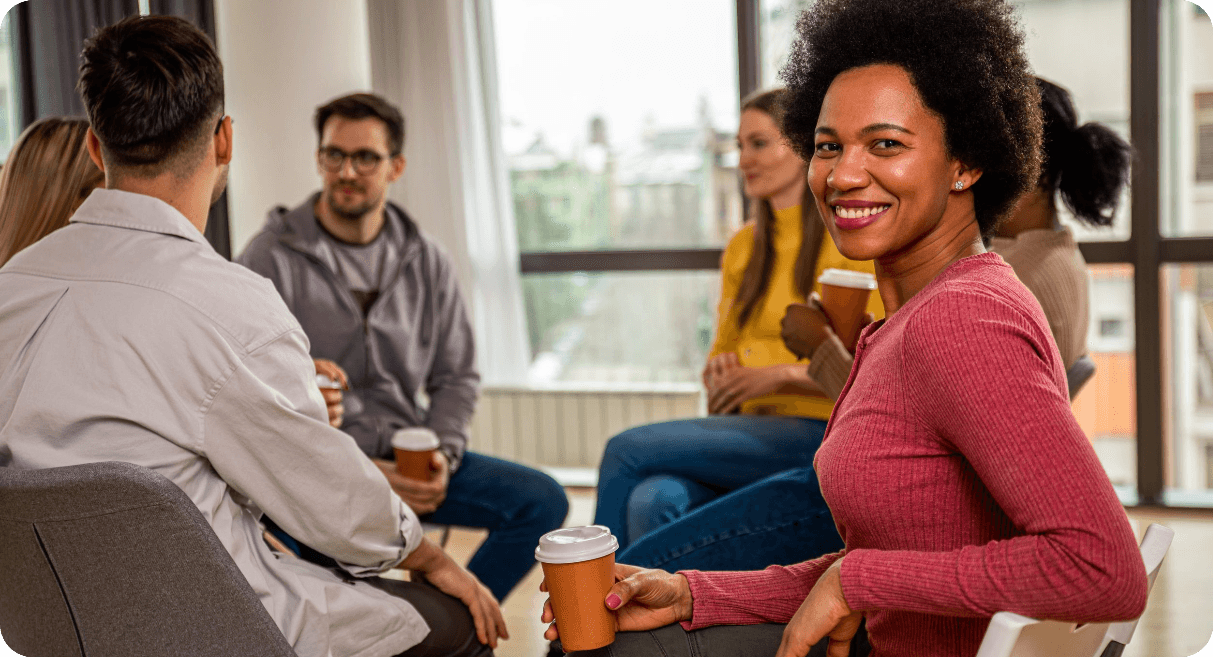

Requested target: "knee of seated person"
[
  {"left": 601, "top": 425, "right": 651, "bottom": 460},
  {"left": 518, "top": 469, "right": 569, "bottom": 528},
  {"left": 628, "top": 475, "right": 694, "bottom": 518}
]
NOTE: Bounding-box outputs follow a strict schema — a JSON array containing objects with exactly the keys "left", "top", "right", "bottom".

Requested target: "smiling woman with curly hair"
[{"left": 539, "top": 0, "right": 1149, "bottom": 656}]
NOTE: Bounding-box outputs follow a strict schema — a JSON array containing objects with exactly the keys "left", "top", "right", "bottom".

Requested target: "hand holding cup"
[
  {"left": 781, "top": 297, "right": 835, "bottom": 360},
  {"left": 541, "top": 562, "right": 693, "bottom": 644},
  {"left": 313, "top": 358, "right": 348, "bottom": 428},
  {"left": 817, "top": 269, "right": 878, "bottom": 352}
]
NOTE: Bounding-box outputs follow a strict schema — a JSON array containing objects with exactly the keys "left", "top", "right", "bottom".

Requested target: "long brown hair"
[
  {"left": 0, "top": 118, "right": 104, "bottom": 266},
  {"left": 733, "top": 88, "right": 824, "bottom": 329}
]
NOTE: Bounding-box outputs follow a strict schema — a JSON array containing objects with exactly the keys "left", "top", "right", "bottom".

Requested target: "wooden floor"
[{"left": 442, "top": 489, "right": 1213, "bottom": 657}]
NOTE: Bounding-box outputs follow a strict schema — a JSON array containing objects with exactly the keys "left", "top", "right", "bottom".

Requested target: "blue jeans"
[
  {"left": 270, "top": 451, "right": 568, "bottom": 602},
  {"left": 593, "top": 416, "right": 842, "bottom": 570}
]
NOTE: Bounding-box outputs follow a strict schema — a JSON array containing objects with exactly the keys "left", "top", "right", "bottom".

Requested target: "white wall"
[{"left": 214, "top": 0, "right": 372, "bottom": 255}]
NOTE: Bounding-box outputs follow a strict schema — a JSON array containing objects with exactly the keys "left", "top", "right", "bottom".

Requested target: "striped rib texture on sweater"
[{"left": 680, "top": 253, "right": 1146, "bottom": 657}]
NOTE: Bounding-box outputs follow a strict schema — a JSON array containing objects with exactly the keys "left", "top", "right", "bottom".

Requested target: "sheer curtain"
[{"left": 367, "top": 0, "right": 529, "bottom": 386}]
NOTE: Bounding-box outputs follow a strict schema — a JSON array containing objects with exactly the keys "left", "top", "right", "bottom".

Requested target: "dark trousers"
[
  {"left": 569, "top": 619, "right": 870, "bottom": 657},
  {"left": 365, "top": 578, "right": 494, "bottom": 657},
  {"left": 268, "top": 451, "right": 569, "bottom": 601}
]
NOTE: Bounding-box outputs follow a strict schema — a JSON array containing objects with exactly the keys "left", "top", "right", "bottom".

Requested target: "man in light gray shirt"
[{"left": 0, "top": 16, "right": 503, "bottom": 657}]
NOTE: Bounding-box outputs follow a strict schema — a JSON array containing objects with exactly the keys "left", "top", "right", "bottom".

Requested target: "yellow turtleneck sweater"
[{"left": 709, "top": 205, "right": 884, "bottom": 419}]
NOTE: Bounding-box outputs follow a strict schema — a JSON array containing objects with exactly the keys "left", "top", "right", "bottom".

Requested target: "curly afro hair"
[{"left": 779, "top": 0, "right": 1042, "bottom": 236}]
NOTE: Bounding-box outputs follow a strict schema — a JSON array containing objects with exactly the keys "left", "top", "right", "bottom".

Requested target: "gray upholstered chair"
[
  {"left": 0, "top": 461, "right": 297, "bottom": 657},
  {"left": 1067, "top": 353, "right": 1098, "bottom": 400}
]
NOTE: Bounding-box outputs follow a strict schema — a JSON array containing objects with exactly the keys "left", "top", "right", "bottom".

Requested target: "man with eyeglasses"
[
  {"left": 1, "top": 19, "right": 508, "bottom": 657},
  {"left": 239, "top": 93, "right": 569, "bottom": 605}
]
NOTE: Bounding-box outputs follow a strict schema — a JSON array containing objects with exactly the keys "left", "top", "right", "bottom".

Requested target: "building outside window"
[{"left": 493, "top": 0, "right": 740, "bottom": 384}]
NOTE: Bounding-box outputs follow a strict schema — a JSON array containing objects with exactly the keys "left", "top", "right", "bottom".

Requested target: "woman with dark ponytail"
[
  {"left": 590, "top": 87, "right": 883, "bottom": 569},
  {"left": 990, "top": 77, "right": 1132, "bottom": 371}
]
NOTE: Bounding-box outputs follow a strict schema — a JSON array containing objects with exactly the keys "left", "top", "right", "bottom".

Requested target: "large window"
[
  {"left": 0, "top": 10, "right": 21, "bottom": 158},
  {"left": 484, "top": 0, "right": 1213, "bottom": 508},
  {"left": 493, "top": 0, "right": 740, "bottom": 383},
  {"left": 1079, "top": 265, "right": 1138, "bottom": 490}
]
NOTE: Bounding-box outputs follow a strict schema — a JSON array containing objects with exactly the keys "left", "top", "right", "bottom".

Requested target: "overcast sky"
[{"left": 492, "top": 0, "right": 741, "bottom": 156}]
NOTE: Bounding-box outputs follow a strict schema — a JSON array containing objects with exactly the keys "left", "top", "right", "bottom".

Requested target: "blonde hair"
[{"left": 0, "top": 118, "right": 105, "bottom": 266}]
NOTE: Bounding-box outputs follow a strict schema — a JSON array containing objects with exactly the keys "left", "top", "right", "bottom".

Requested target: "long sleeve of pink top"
[{"left": 679, "top": 253, "right": 1147, "bottom": 657}]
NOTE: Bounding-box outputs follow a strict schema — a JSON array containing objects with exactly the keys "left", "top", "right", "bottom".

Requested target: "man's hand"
[
  {"left": 313, "top": 358, "right": 349, "bottom": 428},
  {"left": 776, "top": 558, "right": 863, "bottom": 657},
  {"left": 402, "top": 538, "right": 509, "bottom": 648},
  {"left": 707, "top": 364, "right": 792, "bottom": 414},
  {"left": 782, "top": 297, "right": 835, "bottom": 360},
  {"left": 374, "top": 452, "right": 450, "bottom": 515},
  {"left": 541, "top": 563, "right": 692, "bottom": 642}
]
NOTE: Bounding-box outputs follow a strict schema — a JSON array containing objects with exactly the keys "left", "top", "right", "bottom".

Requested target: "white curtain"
[{"left": 366, "top": 0, "right": 530, "bottom": 385}]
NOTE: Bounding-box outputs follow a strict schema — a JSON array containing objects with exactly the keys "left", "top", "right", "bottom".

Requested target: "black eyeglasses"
[{"left": 319, "top": 147, "right": 389, "bottom": 175}]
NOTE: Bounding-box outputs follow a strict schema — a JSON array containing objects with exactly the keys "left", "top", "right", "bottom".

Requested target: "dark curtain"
[
  {"left": 16, "top": 0, "right": 138, "bottom": 122},
  {"left": 148, "top": 0, "right": 230, "bottom": 259},
  {"left": 13, "top": 0, "right": 232, "bottom": 259}
]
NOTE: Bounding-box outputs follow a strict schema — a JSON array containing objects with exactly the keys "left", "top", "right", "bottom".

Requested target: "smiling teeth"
[{"left": 834, "top": 205, "right": 889, "bottom": 219}]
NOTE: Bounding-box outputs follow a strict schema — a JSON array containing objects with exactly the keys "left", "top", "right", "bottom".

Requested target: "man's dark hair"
[
  {"left": 780, "top": 0, "right": 1043, "bottom": 237},
  {"left": 314, "top": 93, "right": 406, "bottom": 156},
  {"left": 78, "top": 15, "right": 224, "bottom": 177}
]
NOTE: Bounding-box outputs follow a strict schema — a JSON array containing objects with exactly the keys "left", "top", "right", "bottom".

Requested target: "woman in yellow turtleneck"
[{"left": 592, "top": 88, "right": 883, "bottom": 571}]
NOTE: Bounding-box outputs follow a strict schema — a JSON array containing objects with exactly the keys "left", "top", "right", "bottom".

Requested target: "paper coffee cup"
[
  {"left": 390, "top": 428, "right": 440, "bottom": 481},
  {"left": 535, "top": 525, "right": 620, "bottom": 652},
  {"left": 818, "top": 268, "right": 877, "bottom": 351}
]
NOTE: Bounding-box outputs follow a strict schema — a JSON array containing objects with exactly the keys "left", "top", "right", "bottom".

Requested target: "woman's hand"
[
  {"left": 541, "top": 564, "right": 693, "bottom": 641},
  {"left": 707, "top": 364, "right": 793, "bottom": 414},
  {"left": 313, "top": 358, "right": 349, "bottom": 427},
  {"left": 776, "top": 558, "right": 863, "bottom": 657},
  {"left": 702, "top": 352, "right": 741, "bottom": 390},
  {"left": 781, "top": 296, "right": 835, "bottom": 360}
]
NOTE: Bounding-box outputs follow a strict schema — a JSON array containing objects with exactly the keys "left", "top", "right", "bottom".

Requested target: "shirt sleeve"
[
  {"left": 678, "top": 550, "right": 846, "bottom": 630},
  {"left": 806, "top": 332, "right": 853, "bottom": 401},
  {"left": 422, "top": 251, "right": 480, "bottom": 472},
  {"left": 708, "top": 226, "right": 754, "bottom": 359},
  {"left": 838, "top": 287, "right": 1146, "bottom": 622},
  {"left": 200, "top": 327, "right": 423, "bottom": 575}
]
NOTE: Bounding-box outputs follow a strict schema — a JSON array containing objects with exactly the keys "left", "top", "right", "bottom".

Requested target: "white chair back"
[
  {"left": 976, "top": 612, "right": 1110, "bottom": 657},
  {"left": 1098, "top": 523, "right": 1175, "bottom": 656},
  {"left": 974, "top": 523, "right": 1173, "bottom": 657}
]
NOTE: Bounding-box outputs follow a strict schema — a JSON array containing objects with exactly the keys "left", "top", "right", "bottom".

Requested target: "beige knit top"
[{"left": 988, "top": 227, "right": 1089, "bottom": 369}]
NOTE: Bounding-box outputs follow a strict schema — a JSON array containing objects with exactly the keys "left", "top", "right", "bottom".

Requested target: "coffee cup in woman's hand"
[{"left": 782, "top": 298, "right": 834, "bottom": 359}]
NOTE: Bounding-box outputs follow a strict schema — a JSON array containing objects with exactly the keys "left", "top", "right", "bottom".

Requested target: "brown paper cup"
[
  {"left": 391, "top": 428, "right": 440, "bottom": 481},
  {"left": 541, "top": 553, "right": 617, "bottom": 652},
  {"left": 393, "top": 447, "right": 434, "bottom": 481},
  {"left": 818, "top": 269, "right": 876, "bottom": 352}
]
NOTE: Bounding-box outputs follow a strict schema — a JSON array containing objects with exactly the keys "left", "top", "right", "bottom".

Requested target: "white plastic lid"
[
  {"left": 391, "top": 427, "right": 440, "bottom": 451},
  {"left": 315, "top": 374, "right": 342, "bottom": 389},
  {"left": 818, "top": 268, "right": 877, "bottom": 290},
  {"left": 535, "top": 525, "right": 619, "bottom": 564}
]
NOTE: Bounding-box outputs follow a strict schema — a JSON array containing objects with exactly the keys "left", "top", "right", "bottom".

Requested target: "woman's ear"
[{"left": 952, "top": 162, "right": 984, "bottom": 191}]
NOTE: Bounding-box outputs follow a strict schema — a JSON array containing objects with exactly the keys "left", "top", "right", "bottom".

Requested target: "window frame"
[{"left": 511, "top": 0, "right": 1209, "bottom": 508}]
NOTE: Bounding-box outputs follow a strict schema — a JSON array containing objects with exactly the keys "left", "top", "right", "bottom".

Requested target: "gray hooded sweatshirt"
[{"left": 238, "top": 194, "right": 479, "bottom": 469}]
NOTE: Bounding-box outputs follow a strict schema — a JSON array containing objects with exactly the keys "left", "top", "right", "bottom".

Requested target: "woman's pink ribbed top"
[{"left": 680, "top": 253, "right": 1147, "bottom": 657}]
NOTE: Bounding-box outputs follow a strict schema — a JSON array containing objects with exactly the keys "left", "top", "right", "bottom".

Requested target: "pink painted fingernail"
[{"left": 605, "top": 594, "right": 622, "bottom": 609}]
